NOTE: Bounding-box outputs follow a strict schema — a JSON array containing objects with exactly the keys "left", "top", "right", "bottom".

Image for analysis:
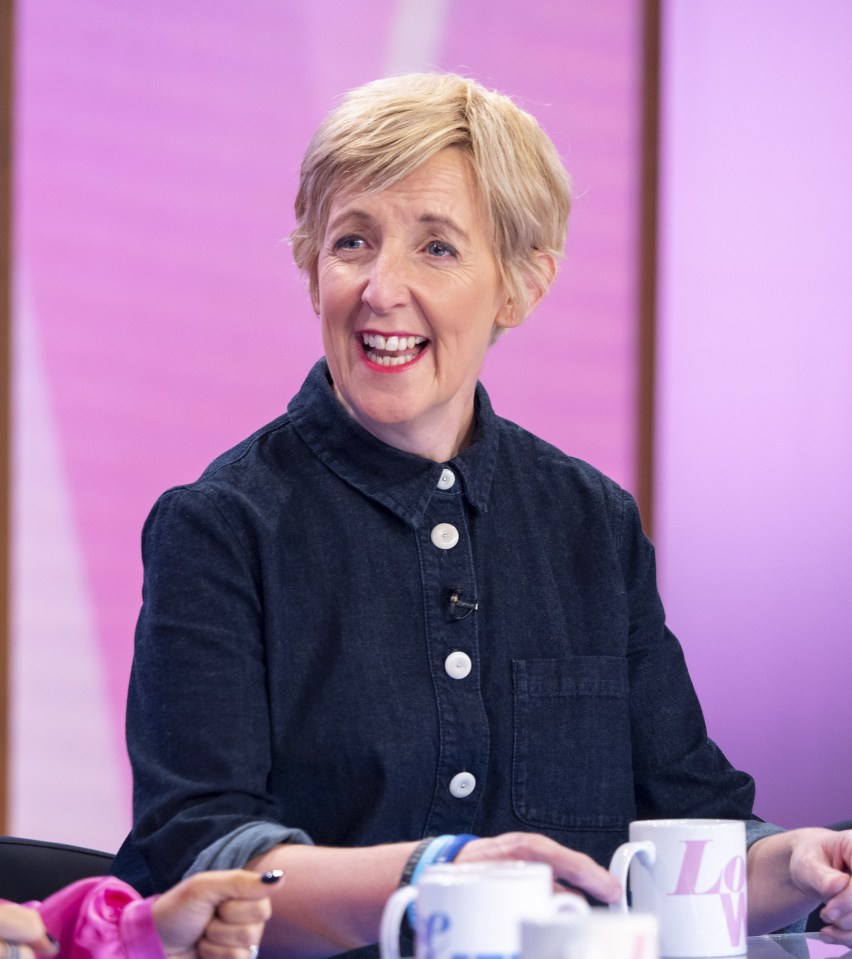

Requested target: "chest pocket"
[{"left": 512, "top": 656, "right": 635, "bottom": 831}]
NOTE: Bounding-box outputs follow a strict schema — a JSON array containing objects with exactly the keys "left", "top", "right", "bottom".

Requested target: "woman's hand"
[
  {"left": 151, "top": 869, "right": 280, "bottom": 959},
  {"left": 748, "top": 827, "right": 852, "bottom": 942},
  {"left": 454, "top": 832, "right": 622, "bottom": 904},
  {"left": 0, "top": 903, "right": 58, "bottom": 959},
  {"left": 788, "top": 828, "right": 852, "bottom": 944},
  {"left": 247, "top": 831, "right": 621, "bottom": 959}
]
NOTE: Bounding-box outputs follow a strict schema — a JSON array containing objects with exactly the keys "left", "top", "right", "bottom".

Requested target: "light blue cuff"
[
  {"left": 745, "top": 819, "right": 784, "bottom": 849},
  {"left": 184, "top": 821, "right": 314, "bottom": 876}
]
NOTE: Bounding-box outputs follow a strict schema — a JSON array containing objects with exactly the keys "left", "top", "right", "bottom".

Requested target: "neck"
[{"left": 334, "top": 387, "right": 476, "bottom": 463}]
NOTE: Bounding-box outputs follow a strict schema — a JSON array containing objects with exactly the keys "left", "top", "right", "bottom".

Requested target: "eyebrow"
[
  {"left": 326, "top": 209, "right": 471, "bottom": 242},
  {"left": 419, "top": 214, "right": 470, "bottom": 242}
]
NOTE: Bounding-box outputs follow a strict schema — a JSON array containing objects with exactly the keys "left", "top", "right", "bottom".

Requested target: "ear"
[
  {"left": 521, "top": 251, "right": 558, "bottom": 318},
  {"left": 494, "top": 252, "right": 558, "bottom": 332}
]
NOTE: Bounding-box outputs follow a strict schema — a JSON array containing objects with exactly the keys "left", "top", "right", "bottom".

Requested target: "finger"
[
  {"left": 793, "top": 830, "right": 852, "bottom": 903},
  {"left": 197, "top": 938, "right": 261, "bottom": 959},
  {"left": 32, "top": 936, "right": 58, "bottom": 958},
  {"left": 458, "top": 833, "right": 621, "bottom": 904},
  {"left": 185, "top": 870, "right": 283, "bottom": 908},
  {"left": 547, "top": 847, "right": 621, "bottom": 900},
  {"left": 215, "top": 899, "right": 272, "bottom": 925},
  {"left": 820, "top": 884, "right": 852, "bottom": 930},
  {"left": 0, "top": 905, "right": 50, "bottom": 946},
  {"left": 0, "top": 942, "right": 37, "bottom": 959},
  {"left": 822, "top": 871, "right": 852, "bottom": 907},
  {"left": 203, "top": 918, "right": 268, "bottom": 948},
  {"left": 806, "top": 865, "right": 850, "bottom": 904},
  {"left": 819, "top": 926, "right": 852, "bottom": 947}
]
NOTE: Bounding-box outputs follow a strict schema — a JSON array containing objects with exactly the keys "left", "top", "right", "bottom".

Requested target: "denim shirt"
[{"left": 113, "top": 359, "right": 768, "bottom": 896}]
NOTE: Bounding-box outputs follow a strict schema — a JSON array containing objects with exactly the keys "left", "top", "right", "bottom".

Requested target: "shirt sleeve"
[
  {"left": 185, "top": 822, "right": 313, "bottom": 876},
  {"left": 616, "top": 493, "right": 808, "bottom": 933},
  {"left": 614, "top": 488, "right": 759, "bottom": 822},
  {"left": 124, "top": 485, "right": 312, "bottom": 891},
  {"left": 35, "top": 878, "right": 166, "bottom": 959}
]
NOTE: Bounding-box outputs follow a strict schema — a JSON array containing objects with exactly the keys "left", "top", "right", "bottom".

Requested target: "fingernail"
[
  {"left": 47, "top": 936, "right": 59, "bottom": 946},
  {"left": 822, "top": 908, "right": 838, "bottom": 922},
  {"left": 261, "top": 869, "right": 284, "bottom": 883}
]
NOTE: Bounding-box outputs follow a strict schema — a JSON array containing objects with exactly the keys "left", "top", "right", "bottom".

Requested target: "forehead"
[{"left": 326, "top": 148, "right": 486, "bottom": 227}]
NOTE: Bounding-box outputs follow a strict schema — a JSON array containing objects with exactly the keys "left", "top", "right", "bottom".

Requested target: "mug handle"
[
  {"left": 379, "top": 885, "right": 418, "bottom": 959},
  {"left": 608, "top": 840, "right": 656, "bottom": 914}
]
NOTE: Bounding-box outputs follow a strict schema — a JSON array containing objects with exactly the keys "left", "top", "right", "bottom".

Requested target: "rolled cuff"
[
  {"left": 185, "top": 822, "right": 314, "bottom": 876},
  {"left": 746, "top": 819, "right": 784, "bottom": 848}
]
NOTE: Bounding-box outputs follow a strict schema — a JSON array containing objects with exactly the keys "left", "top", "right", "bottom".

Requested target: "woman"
[
  {"left": 112, "top": 73, "right": 852, "bottom": 957},
  {"left": 0, "top": 868, "right": 279, "bottom": 959}
]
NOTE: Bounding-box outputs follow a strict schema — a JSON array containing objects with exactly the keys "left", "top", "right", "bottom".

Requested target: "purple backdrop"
[
  {"left": 12, "top": 0, "right": 642, "bottom": 849},
  {"left": 15, "top": 0, "right": 849, "bottom": 853},
  {"left": 655, "top": 0, "right": 852, "bottom": 828}
]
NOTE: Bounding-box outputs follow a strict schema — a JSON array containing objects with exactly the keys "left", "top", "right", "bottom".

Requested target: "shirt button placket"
[{"left": 418, "top": 467, "right": 489, "bottom": 835}]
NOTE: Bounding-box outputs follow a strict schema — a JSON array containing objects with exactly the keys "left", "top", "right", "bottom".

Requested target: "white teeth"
[
  {"left": 360, "top": 333, "right": 426, "bottom": 363},
  {"left": 366, "top": 353, "right": 417, "bottom": 366},
  {"left": 367, "top": 352, "right": 416, "bottom": 366}
]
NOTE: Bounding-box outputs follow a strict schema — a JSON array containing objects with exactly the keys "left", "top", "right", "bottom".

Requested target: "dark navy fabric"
[{"left": 113, "top": 359, "right": 759, "bottom": 896}]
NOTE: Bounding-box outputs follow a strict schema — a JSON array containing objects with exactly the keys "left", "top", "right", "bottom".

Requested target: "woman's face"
[{"left": 315, "top": 148, "right": 516, "bottom": 460}]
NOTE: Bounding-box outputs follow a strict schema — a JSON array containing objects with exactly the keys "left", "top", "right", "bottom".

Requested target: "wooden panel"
[{"left": 637, "top": 0, "right": 661, "bottom": 533}]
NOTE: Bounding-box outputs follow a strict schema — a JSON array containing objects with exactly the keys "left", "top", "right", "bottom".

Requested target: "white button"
[
  {"left": 445, "top": 651, "right": 472, "bottom": 679},
  {"left": 431, "top": 523, "right": 459, "bottom": 550},
  {"left": 449, "top": 771, "right": 476, "bottom": 798},
  {"left": 437, "top": 468, "right": 456, "bottom": 490}
]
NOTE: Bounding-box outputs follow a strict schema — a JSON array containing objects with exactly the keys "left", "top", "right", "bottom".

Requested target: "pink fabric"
[{"left": 27, "top": 878, "right": 166, "bottom": 959}]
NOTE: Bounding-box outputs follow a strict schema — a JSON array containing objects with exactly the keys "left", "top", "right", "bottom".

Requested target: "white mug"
[
  {"left": 522, "top": 909, "right": 658, "bottom": 959},
  {"left": 380, "top": 861, "right": 589, "bottom": 959},
  {"left": 609, "top": 819, "right": 747, "bottom": 958}
]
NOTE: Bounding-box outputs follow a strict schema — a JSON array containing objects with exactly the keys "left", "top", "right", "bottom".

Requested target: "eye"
[
  {"left": 425, "top": 240, "right": 458, "bottom": 258},
  {"left": 333, "top": 234, "right": 366, "bottom": 251}
]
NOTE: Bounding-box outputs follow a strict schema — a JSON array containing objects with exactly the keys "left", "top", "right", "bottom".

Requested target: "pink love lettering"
[{"left": 669, "top": 840, "right": 747, "bottom": 946}]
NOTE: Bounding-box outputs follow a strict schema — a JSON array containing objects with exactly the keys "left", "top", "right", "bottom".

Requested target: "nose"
[{"left": 361, "top": 249, "right": 410, "bottom": 314}]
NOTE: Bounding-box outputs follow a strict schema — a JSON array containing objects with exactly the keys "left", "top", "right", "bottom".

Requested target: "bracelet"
[
  {"left": 409, "top": 835, "right": 456, "bottom": 887},
  {"left": 400, "top": 833, "right": 480, "bottom": 891},
  {"left": 434, "top": 833, "right": 478, "bottom": 863},
  {"left": 399, "top": 837, "right": 437, "bottom": 887}
]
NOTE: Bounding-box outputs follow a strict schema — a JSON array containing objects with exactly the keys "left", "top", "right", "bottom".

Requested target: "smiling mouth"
[{"left": 360, "top": 333, "right": 428, "bottom": 367}]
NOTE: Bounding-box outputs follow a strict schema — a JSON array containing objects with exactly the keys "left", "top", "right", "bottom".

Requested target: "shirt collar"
[{"left": 287, "top": 359, "right": 499, "bottom": 527}]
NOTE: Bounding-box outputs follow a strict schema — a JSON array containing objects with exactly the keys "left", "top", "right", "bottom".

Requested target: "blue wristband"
[
  {"left": 409, "top": 834, "right": 456, "bottom": 887},
  {"left": 406, "top": 835, "right": 456, "bottom": 929},
  {"left": 434, "top": 833, "right": 478, "bottom": 863}
]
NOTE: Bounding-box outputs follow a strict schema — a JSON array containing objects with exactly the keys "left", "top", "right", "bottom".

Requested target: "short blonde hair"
[{"left": 291, "top": 72, "right": 571, "bottom": 320}]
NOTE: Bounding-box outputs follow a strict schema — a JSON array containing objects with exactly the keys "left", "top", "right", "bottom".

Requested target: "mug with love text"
[
  {"left": 380, "top": 861, "right": 589, "bottom": 959},
  {"left": 521, "top": 909, "right": 658, "bottom": 959},
  {"left": 609, "top": 819, "right": 747, "bottom": 958}
]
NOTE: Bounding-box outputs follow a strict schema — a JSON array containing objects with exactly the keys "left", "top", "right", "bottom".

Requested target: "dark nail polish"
[{"left": 261, "top": 869, "right": 284, "bottom": 883}]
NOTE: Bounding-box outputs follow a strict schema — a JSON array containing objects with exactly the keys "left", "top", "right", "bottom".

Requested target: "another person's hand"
[
  {"left": 0, "top": 903, "right": 59, "bottom": 959},
  {"left": 151, "top": 869, "right": 282, "bottom": 959},
  {"left": 788, "top": 828, "right": 852, "bottom": 945},
  {"left": 455, "top": 832, "right": 622, "bottom": 904}
]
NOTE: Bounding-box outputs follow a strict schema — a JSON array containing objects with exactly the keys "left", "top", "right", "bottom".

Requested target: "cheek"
[{"left": 317, "top": 264, "right": 360, "bottom": 314}]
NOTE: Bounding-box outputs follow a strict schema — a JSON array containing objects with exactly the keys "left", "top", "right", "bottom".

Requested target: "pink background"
[
  {"left": 655, "top": 0, "right": 852, "bottom": 829},
  {"left": 10, "top": 0, "right": 850, "bottom": 851}
]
